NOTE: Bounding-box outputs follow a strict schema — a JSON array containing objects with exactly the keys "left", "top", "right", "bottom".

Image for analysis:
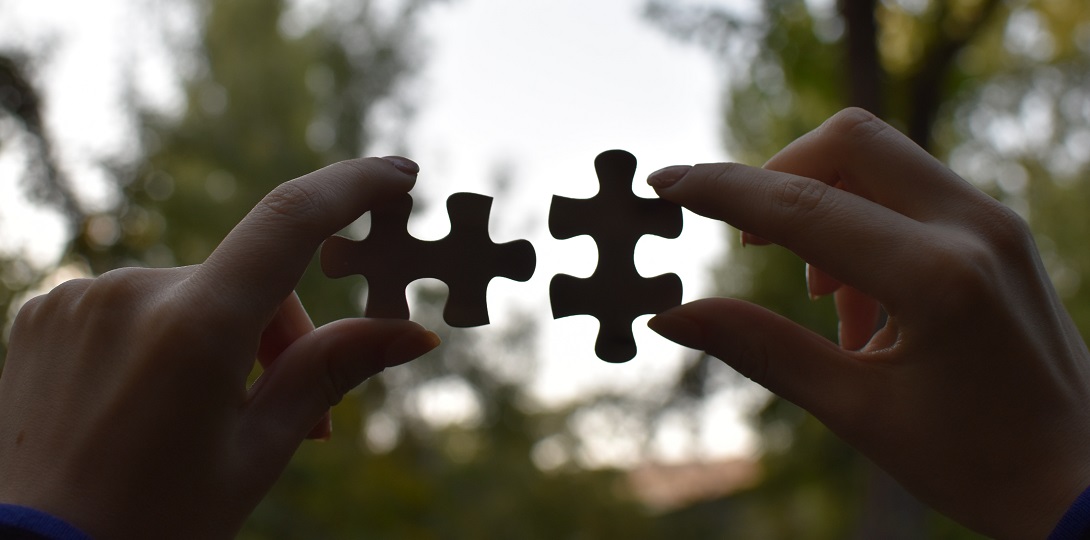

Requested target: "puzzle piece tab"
[
  {"left": 549, "top": 150, "right": 683, "bottom": 363},
  {"left": 321, "top": 192, "right": 536, "bottom": 327}
]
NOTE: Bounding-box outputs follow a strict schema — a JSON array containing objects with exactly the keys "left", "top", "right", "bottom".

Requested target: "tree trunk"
[{"left": 839, "top": 1, "right": 929, "bottom": 537}]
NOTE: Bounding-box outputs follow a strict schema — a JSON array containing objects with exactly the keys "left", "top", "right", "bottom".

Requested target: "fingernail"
[
  {"left": 647, "top": 165, "right": 692, "bottom": 189},
  {"left": 382, "top": 155, "right": 420, "bottom": 175},
  {"left": 648, "top": 312, "right": 705, "bottom": 350},
  {"left": 740, "top": 232, "right": 771, "bottom": 247},
  {"left": 805, "top": 265, "right": 818, "bottom": 300},
  {"left": 384, "top": 329, "right": 441, "bottom": 366}
]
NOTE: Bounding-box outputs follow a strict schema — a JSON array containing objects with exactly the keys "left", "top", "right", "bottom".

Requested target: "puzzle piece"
[
  {"left": 549, "top": 150, "right": 683, "bottom": 363},
  {"left": 321, "top": 192, "right": 536, "bottom": 327}
]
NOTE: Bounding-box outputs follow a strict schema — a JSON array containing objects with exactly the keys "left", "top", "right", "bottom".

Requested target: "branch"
[
  {"left": 0, "top": 54, "right": 83, "bottom": 228},
  {"left": 906, "top": 0, "right": 1004, "bottom": 150},
  {"left": 840, "top": 0, "right": 884, "bottom": 116}
]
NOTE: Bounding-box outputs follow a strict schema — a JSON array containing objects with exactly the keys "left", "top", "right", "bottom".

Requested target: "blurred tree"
[
  {"left": 0, "top": 53, "right": 83, "bottom": 362},
  {"left": 0, "top": 55, "right": 81, "bottom": 222},
  {"left": 2, "top": 0, "right": 666, "bottom": 537},
  {"left": 95, "top": 0, "right": 663, "bottom": 537},
  {"left": 647, "top": 0, "right": 1090, "bottom": 537},
  {"left": 11, "top": 0, "right": 1089, "bottom": 537}
]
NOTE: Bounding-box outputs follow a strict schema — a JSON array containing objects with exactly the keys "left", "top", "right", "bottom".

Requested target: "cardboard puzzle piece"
[
  {"left": 321, "top": 192, "right": 536, "bottom": 327},
  {"left": 549, "top": 150, "right": 683, "bottom": 363}
]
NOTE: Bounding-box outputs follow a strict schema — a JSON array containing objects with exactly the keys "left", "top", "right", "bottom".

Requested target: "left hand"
[{"left": 0, "top": 157, "right": 440, "bottom": 539}]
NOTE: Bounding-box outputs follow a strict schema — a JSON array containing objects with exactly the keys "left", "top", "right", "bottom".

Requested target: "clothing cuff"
[
  {"left": 0, "top": 504, "right": 91, "bottom": 540},
  {"left": 1051, "top": 484, "right": 1090, "bottom": 540}
]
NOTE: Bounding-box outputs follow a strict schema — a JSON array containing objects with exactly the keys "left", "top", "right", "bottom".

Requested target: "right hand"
[{"left": 646, "top": 108, "right": 1090, "bottom": 538}]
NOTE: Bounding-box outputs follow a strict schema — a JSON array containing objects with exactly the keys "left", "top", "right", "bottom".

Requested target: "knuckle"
[
  {"left": 24, "top": 278, "right": 94, "bottom": 321},
  {"left": 918, "top": 235, "right": 998, "bottom": 315},
  {"left": 708, "top": 162, "right": 750, "bottom": 184},
  {"left": 45, "top": 277, "right": 93, "bottom": 303},
  {"left": 975, "top": 201, "right": 1034, "bottom": 255},
  {"left": 318, "top": 365, "right": 350, "bottom": 409},
  {"left": 10, "top": 294, "right": 47, "bottom": 331},
  {"left": 695, "top": 162, "right": 752, "bottom": 201},
  {"left": 773, "top": 176, "right": 830, "bottom": 221},
  {"left": 164, "top": 282, "right": 249, "bottom": 346},
  {"left": 728, "top": 341, "right": 771, "bottom": 387},
  {"left": 78, "top": 267, "right": 150, "bottom": 310},
  {"left": 257, "top": 179, "right": 327, "bottom": 231},
  {"left": 822, "top": 107, "right": 885, "bottom": 142},
  {"left": 917, "top": 204, "right": 1036, "bottom": 319}
]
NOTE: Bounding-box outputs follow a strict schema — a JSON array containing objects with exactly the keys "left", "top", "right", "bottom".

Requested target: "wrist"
[{"left": 1048, "top": 482, "right": 1090, "bottom": 540}]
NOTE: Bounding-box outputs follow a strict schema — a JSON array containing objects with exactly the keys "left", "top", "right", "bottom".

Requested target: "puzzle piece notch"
[
  {"left": 321, "top": 192, "right": 536, "bottom": 327},
  {"left": 549, "top": 149, "right": 683, "bottom": 363}
]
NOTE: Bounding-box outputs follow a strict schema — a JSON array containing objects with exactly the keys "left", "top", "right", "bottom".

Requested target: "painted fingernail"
[
  {"left": 647, "top": 312, "right": 705, "bottom": 350},
  {"left": 382, "top": 155, "right": 420, "bottom": 175},
  {"left": 384, "top": 329, "right": 441, "bottom": 366},
  {"left": 647, "top": 165, "right": 691, "bottom": 189}
]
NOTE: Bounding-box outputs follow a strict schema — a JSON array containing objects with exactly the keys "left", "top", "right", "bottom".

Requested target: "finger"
[
  {"left": 255, "top": 292, "right": 332, "bottom": 440},
  {"left": 196, "top": 157, "right": 418, "bottom": 324},
  {"left": 243, "top": 319, "right": 439, "bottom": 452},
  {"left": 806, "top": 264, "right": 842, "bottom": 299},
  {"left": 649, "top": 162, "right": 929, "bottom": 309},
  {"left": 835, "top": 285, "right": 881, "bottom": 351},
  {"left": 257, "top": 292, "right": 315, "bottom": 368},
  {"left": 740, "top": 231, "right": 772, "bottom": 247},
  {"left": 764, "top": 108, "right": 982, "bottom": 221},
  {"left": 805, "top": 264, "right": 881, "bottom": 350},
  {"left": 648, "top": 298, "right": 874, "bottom": 424}
]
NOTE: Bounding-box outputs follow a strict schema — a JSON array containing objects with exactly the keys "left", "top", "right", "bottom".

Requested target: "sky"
[
  {"left": 0, "top": 0, "right": 767, "bottom": 461},
  {"left": 405, "top": 0, "right": 735, "bottom": 401}
]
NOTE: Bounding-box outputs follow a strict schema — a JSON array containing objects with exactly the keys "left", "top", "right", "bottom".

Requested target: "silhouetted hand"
[
  {"left": 0, "top": 157, "right": 439, "bottom": 539},
  {"left": 647, "top": 108, "right": 1090, "bottom": 538}
]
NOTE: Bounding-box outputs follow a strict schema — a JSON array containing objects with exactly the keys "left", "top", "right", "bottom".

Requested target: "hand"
[
  {"left": 646, "top": 108, "right": 1090, "bottom": 538},
  {"left": 0, "top": 157, "right": 440, "bottom": 539}
]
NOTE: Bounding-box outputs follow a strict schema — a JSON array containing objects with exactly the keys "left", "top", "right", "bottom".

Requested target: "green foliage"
[
  {"left": 648, "top": 0, "right": 1090, "bottom": 537},
  {"left": 75, "top": 0, "right": 429, "bottom": 328},
  {"left": 53, "top": 0, "right": 662, "bottom": 537},
  {"left": 0, "top": 54, "right": 83, "bottom": 362},
  {"left": 241, "top": 385, "right": 658, "bottom": 539},
  {"left": 6, "top": 0, "right": 1090, "bottom": 537}
]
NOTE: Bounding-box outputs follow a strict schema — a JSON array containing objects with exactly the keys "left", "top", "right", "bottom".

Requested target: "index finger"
[
  {"left": 650, "top": 162, "right": 930, "bottom": 310},
  {"left": 194, "top": 156, "right": 418, "bottom": 323}
]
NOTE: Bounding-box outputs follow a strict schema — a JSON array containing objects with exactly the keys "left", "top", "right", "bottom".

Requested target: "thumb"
[
  {"left": 242, "top": 319, "right": 439, "bottom": 452},
  {"left": 649, "top": 298, "right": 870, "bottom": 423}
]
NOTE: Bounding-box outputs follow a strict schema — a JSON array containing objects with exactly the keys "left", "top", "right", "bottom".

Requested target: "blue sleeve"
[
  {"left": 1051, "top": 484, "right": 1090, "bottom": 540},
  {"left": 0, "top": 504, "right": 90, "bottom": 540}
]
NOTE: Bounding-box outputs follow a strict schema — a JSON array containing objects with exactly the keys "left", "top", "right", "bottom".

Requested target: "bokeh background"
[{"left": 3, "top": 0, "right": 1090, "bottom": 538}]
